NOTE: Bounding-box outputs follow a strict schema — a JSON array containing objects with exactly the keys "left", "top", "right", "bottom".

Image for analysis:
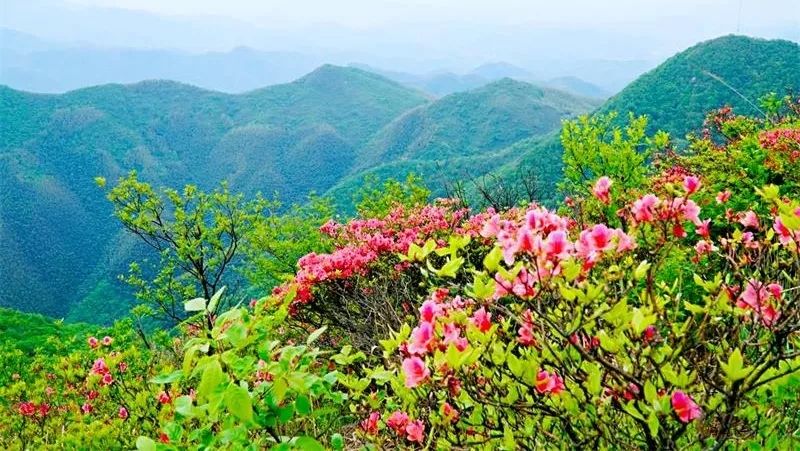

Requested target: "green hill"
[
  {"left": 0, "top": 66, "right": 429, "bottom": 319},
  {"left": 487, "top": 35, "right": 800, "bottom": 205},
  {"left": 328, "top": 79, "right": 599, "bottom": 210},
  {"left": 600, "top": 35, "right": 800, "bottom": 138}
]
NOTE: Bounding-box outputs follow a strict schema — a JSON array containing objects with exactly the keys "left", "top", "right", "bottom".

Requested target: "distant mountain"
[
  {"left": 544, "top": 76, "right": 610, "bottom": 99},
  {"left": 0, "top": 65, "right": 429, "bottom": 319},
  {"left": 0, "top": 31, "right": 326, "bottom": 93},
  {"left": 470, "top": 62, "right": 534, "bottom": 80},
  {"left": 601, "top": 35, "right": 800, "bottom": 138},
  {"left": 327, "top": 78, "right": 600, "bottom": 209},
  {"left": 358, "top": 78, "right": 600, "bottom": 166}
]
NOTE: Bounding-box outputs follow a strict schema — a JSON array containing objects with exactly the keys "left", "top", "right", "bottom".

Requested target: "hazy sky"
[
  {"left": 62, "top": 0, "right": 799, "bottom": 29},
  {"left": 3, "top": 0, "right": 799, "bottom": 75}
]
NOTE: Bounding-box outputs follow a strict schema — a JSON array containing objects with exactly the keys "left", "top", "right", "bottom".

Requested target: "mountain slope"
[
  {"left": 0, "top": 66, "right": 429, "bottom": 319},
  {"left": 601, "top": 35, "right": 800, "bottom": 138},
  {"left": 357, "top": 78, "right": 601, "bottom": 167},
  {"left": 488, "top": 34, "right": 800, "bottom": 206}
]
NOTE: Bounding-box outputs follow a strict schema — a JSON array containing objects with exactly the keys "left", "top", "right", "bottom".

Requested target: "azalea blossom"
[
  {"left": 102, "top": 336, "right": 113, "bottom": 346},
  {"left": 87, "top": 336, "right": 99, "bottom": 348},
  {"left": 593, "top": 176, "right": 613, "bottom": 204},
  {"left": 671, "top": 390, "right": 701, "bottom": 423},
  {"left": 632, "top": 194, "right": 660, "bottom": 222},
  {"left": 470, "top": 307, "right": 492, "bottom": 333},
  {"left": 118, "top": 407, "right": 129, "bottom": 419},
  {"left": 683, "top": 175, "right": 701, "bottom": 195},
  {"left": 739, "top": 211, "right": 760, "bottom": 229},
  {"left": 360, "top": 411, "right": 380, "bottom": 435},
  {"left": 535, "top": 370, "right": 565, "bottom": 395},
  {"left": 386, "top": 411, "right": 410, "bottom": 433},
  {"left": 402, "top": 356, "right": 430, "bottom": 388},
  {"left": 716, "top": 190, "right": 732, "bottom": 204},
  {"left": 408, "top": 321, "right": 435, "bottom": 355},
  {"left": 406, "top": 420, "right": 425, "bottom": 443}
]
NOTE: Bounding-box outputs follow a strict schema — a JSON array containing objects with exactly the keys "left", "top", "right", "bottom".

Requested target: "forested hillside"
[
  {"left": 487, "top": 35, "right": 800, "bottom": 203},
  {"left": 0, "top": 65, "right": 430, "bottom": 318}
]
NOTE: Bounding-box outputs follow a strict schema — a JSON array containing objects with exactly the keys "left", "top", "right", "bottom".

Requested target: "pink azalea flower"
[
  {"left": 102, "top": 336, "right": 113, "bottom": 346},
  {"left": 18, "top": 402, "right": 36, "bottom": 416},
  {"left": 408, "top": 321, "right": 435, "bottom": 355},
  {"left": 696, "top": 219, "right": 711, "bottom": 238},
  {"left": 406, "top": 420, "right": 425, "bottom": 443},
  {"left": 360, "top": 411, "right": 380, "bottom": 435},
  {"left": 678, "top": 198, "right": 702, "bottom": 226},
  {"left": 158, "top": 391, "right": 171, "bottom": 405},
  {"left": 402, "top": 356, "right": 430, "bottom": 388},
  {"left": 535, "top": 370, "right": 565, "bottom": 395},
  {"left": 773, "top": 217, "right": 797, "bottom": 245},
  {"left": 632, "top": 194, "right": 660, "bottom": 222},
  {"left": 739, "top": 211, "right": 760, "bottom": 229},
  {"left": 442, "top": 323, "right": 468, "bottom": 351},
  {"left": 694, "top": 240, "right": 715, "bottom": 255},
  {"left": 118, "top": 407, "right": 129, "bottom": 419},
  {"left": 386, "top": 411, "right": 410, "bottom": 433},
  {"left": 683, "top": 175, "right": 701, "bottom": 195},
  {"left": 593, "top": 176, "right": 612, "bottom": 204},
  {"left": 118, "top": 361, "right": 128, "bottom": 373},
  {"left": 716, "top": 190, "right": 732, "bottom": 204},
  {"left": 614, "top": 229, "right": 637, "bottom": 253},
  {"left": 671, "top": 390, "right": 701, "bottom": 423},
  {"left": 87, "top": 336, "right": 99, "bottom": 348},
  {"left": 419, "top": 299, "right": 441, "bottom": 323},
  {"left": 470, "top": 307, "right": 492, "bottom": 333},
  {"left": 101, "top": 373, "right": 114, "bottom": 386},
  {"left": 81, "top": 402, "right": 93, "bottom": 415},
  {"left": 91, "top": 358, "right": 109, "bottom": 376},
  {"left": 544, "top": 230, "right": 572, "bottom": 259}
]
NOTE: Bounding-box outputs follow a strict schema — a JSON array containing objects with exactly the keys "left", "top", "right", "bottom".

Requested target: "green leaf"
[
  {"left": 483, "top": 246, "right": 503, "bottom": 272},
  {"left": 174, "top": 395, "right": 194, "bottom": 417},
  {"left": 634, "top": 260, "right": 651, "bottom": 281},
  {"left": 644, "top": 381, "right": 657, "bottom": 404},
  {"left": 136, "top": 436, "right": 156, "bottom": 451},
  {"left": 184, "top": 297, "right": 207, "bottom": 312},
  {"left": 294, "top": 437, "right": 326, "bottom": 451},
  {"left": 224, "top": 384, "right": 253, "bottom": 423},
  {"left": 720, "top": 348, "right": 752, "bottom": 383},
  {"left": 197, "top": 359, "right": 226, "bottom": 400},
  {"left": 150, "top": 370, "right": 183, "bottom": 384},
  {"left": 647, "top": 412, "right": 659, "bottom": 437},
  {"left": 306, "top": 326, "right": 327, "bottom": 345},
  {"left": 206, "top": 286, "right": 226, "bottom": 313},
  {"left": 330, "top": 433, "right": 345, "bottom": 450},
  {"left": 295, "top": 395, "right": 312, "bottom": 415}
]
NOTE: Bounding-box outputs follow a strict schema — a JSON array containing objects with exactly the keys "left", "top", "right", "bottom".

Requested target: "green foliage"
[
  {"left": 244, "top": 196, "right": 335, "bottom": 294},
  {"left": 353, "top": 174, "right": 431, "bottom": 218},
  {"left": 107, "top": 172, "right": 271, "bottom": 324}
]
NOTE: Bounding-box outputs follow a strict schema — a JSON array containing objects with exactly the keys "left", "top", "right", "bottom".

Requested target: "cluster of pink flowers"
[
  {"left": 285, "top": 203, "right": 472, "bottom": 313},
  {"left": 360, "top": 410, "right": 426, "bottom": 443},
  {"left": 483, "top": 203, "right": 636, "bottom": 280},
  {"left": 535, "top": 370, "right": 565, "bottom": 395},
  {"left": 736, "top": 280, "right": 783, "bottom": 327},
  {"left": 17, "top": 401, "right": 50, "bottom": 418},
  {"left": 87, "top": 335, "right": 113, "bottom": 349},
  {"left": 759, "top": 128, "right": 800, "bottom": 161}
]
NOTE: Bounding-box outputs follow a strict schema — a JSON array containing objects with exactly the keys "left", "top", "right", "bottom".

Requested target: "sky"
[
  {"left": 60, "top": 0, "right": 798, "bottom": 29},
  {"left": 3, "top": 0, "right": 799, "bottom": 75}
]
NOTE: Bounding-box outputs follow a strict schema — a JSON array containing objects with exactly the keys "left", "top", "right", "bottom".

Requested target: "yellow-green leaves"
[
  {"left": 634, "top": 260, "right": 651, "bottom": 281},
  {"left": 721, "top": 348, "right": 752, "bottom": 383},
  {"left": 223, "top": 384, "right": 253, "bottom": 423}
]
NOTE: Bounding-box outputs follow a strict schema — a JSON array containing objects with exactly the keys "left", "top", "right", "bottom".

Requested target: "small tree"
[{"left": 102, "top": 172, "right": 270, "bottom": 324}]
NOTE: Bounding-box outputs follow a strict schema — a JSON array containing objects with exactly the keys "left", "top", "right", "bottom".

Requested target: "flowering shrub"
[
  {"left": 279, "top": 200, "right": 475, "bottom": 350},
  {"left": 0, "top": 321, "right": 168, "bottom": 449},
  {"left": 336, "top": 103, "right": 800, "bottom": 449}
]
